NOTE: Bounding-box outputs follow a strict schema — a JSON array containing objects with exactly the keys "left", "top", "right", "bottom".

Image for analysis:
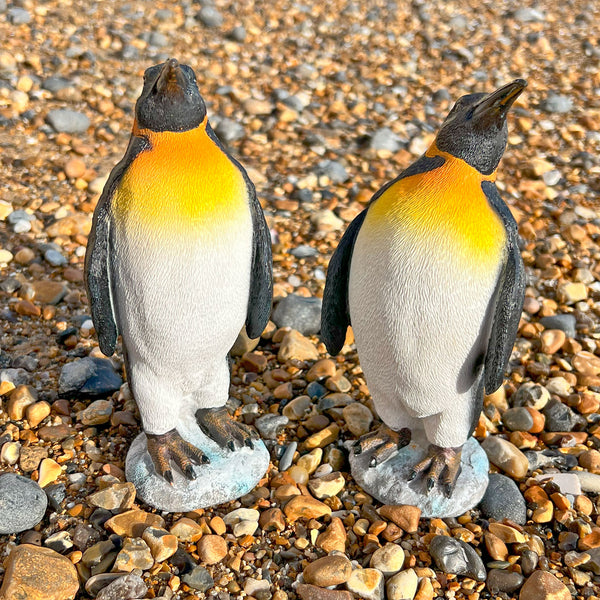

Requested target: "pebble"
[
  {"left": 541, "top": 93, "right": 573, "bottom": 114},
  {"left": 223, "top": 507, "right": 260, "bottom": 525},
  {"left": 386, "top": 568, "right": 418, "bottom": 600},
  {"left": 78, "top": 399, "right": 113, "bottom": 425},
  {"left": 0, "top": 544, "right": 79, "bottom": 600},
  {"left": 345, "top": 568, "right": 385, "bottom": 600},
  {"left": 182, "top": 565, "right": 214, "bottom": 592},
  {"left": 315, "top": 160, "right": 349, "bottom": 183},
  {"left": 311, "top": 209, "right": 344, "bottom": 232},
  {"left": 87, "top": 482, "right": 136, "bottom": 511},
  {"left": 7, "top": 7, "right": 31, "bottom": 24},
  {"left": 512, "top": 382, "right": 550, "bottom": 409},
  {"left": 378, "top": 504, "right": 421, "bottom": 533},
  {"left": 297, "top": 584, "right": 353, "bottom": 600},
  {"left": 38, "top": 457, "right": 62, "bottom": 487},
  {"left": 540, "top": 314, "right": 577, "bottom": 338},
  {"left": 259, "top": 507, "right": 286, "bottom": 532},
  {"left": 557, "top": 282, "right": 587, "bottom": 304},
  {"left": 543, "top": 398, "right": 577, "bottom": 431},
  {"left": 502, "top": 407, "right": 534, "bottom": 432},
  {"left": 574, "top": 471, "right": 600, "bottom": 493},
  {"left": 105, "top": 509, "right": 165, "bottom": 537},
  {"left": 514, "top": 7, "right": 545, "bottom": 22},
  {"left": 481, "top": 437, "right": 529, "bottom": 478},
  {"left": 272, "top": 295, "right": 322, "bottom": 335},
  {"left": 255, "top": 414, "right": 289, "bottom": 439},
  {"left": 486, "top": 569, "right": 524, "bottom": 594},
  {"left": 278, "top": 442, "right": 297, "bottom": 470},
  {"left": 429, "top": 536, "right": 486, "bottom": 581},
  {"left": 283, "top": 495, "right": 332, "bottom": 521},
  {"left": 370, "top": 127, "right": 402, "bottom": 152},
  {"left": 487, "top": 523, "right": 526, "bottom": 544},
  {"left": 370, "top": 543, "right": 405, "bottom": 576},
  {"left": 113, "top": 538, "right": 154, "bottom": 572},
  {"left": 342, "top": 402, "right": 373, "bottom": 436},
  {"left": 244, "top": 578, "right": 270, "bottom": 597},
  {"left": 316, "top": 517, "right": 347, "bottom": 552},
  {"left": 308, "top": 471, "right": 345, "bottom": 499},
  {"left": 519, "top": 570, "right": 570, "bottom": 600},
  {"left": 96, "top": 572, "right": 148, "bottom": 600},
  {"left": 142, "top": 527, "right": 178, "bottom": 562},
  {"left": 278, "top": 330, "right": 319, "bottom": 362},
  {"left": 478, "top": 473, "right": 527, "bottom": 524},
  {"left": 0, "top": 473, "right": 47, "bottom": 534},
  {"left": 197, "top": 535, "right": 227, "bottom": 564},
  {"left": 46, "top": 109, "right": 91, "bottom": 133},
  {"left": 170, "top": 517, "right": 203, "bottom": 542},
  {"left": 303, "top": 554, "right": 352, "bottom": 586},
  {"left": 58, "top": 357, "right": 123, "bottom": 397}
]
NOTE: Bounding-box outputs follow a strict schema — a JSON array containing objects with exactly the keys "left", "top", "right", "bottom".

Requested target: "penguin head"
[
  {"left": 135, "top": 58, "right": 207, "bottom": 132},
  {"left": 435, "top": 79, "right": 527, "bottom": 175}
]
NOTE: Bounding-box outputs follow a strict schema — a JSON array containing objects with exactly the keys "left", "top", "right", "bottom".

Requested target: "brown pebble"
[
  {"left": 303, "top": 554, "right": 352, "bottom": 587},
  {"left": 306, "top": 359, "right": 337, "bottom": 381},
  {"left": 26, "top": 401, "right": 51, "bottom": 427},
  {"left": 259, "top": 508, "right": 286, "bottom": 532},
  {"left": 303, "top": 423, "right": 340, "bottom": 450},
  {"left": 316, "top": 517, "right": 346, "bottom": 552},
  {"left": 241, "top": 351, "right": 268, "bottom": 373},
  {"left": 519, "top": 570, "right": 570, "bottom": 600},
  {"left": 379, "top": 505, "right": 421, "bottom": 533},
  {"left": 15, "top": 300, "right": 41, "bottom": 317},
  {"left": 540, "top": 329, "right": 566, "bottom": 354},
  {"left": 64, "top": 157, "right": 86, "bottom": 179},
  {"left": 484, "top": 532, "right": 508, "bottom": 561},
  {"left": 296, "top": 584, "right": 353, "bottom": 600},
  {"left": 105, "top": 509, "right": 165, "bottom": 537},
  {"left": 210, "top": 516, "right": 226, "bottom": 535},
  {"left": 197, "top": 534, "right": 228, "bottom": 564},
  {"left": 283, "top": 495, "right": 332, "bottom": 522}
]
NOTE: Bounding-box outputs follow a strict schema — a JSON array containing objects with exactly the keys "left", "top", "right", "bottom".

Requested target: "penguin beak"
[
  {"left": 472, "top": 79, "right": 527, "bottom": 125},
  {"left": 155, "top": 58, "right": 186, "bottom": 96}
]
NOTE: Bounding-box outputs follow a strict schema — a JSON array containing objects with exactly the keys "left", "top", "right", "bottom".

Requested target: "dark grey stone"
[
  {"left": 478, "top": 473, "right": 526, "bottom": 524},
  {"left": 540, "top": 314, "right": 577, "bottom": 338},
  {"left": 42, "top": 76, "right": 74, "bottom": 93},
  {"left": 520, "top": 549, "right": 538, "bottom": 576},
  {"left": 196, "top": 6, "right": 223, "bottom": 27},
  {"left": 430, "top": 535, "right": 486, "bottom": 581},
  {"left": 44, "top": 248, "right": 67, "bottom": 266},
  {"left": 182, "top": 565, "right": 214, "bottom": 592},
  {"left": 543, "top": 398, "right": 576, "bottom": 431},
  {"left": 278, "top": 441, "right": 297, "bottom": 471},
  {"left": 0, "top": 473, "right": 47, "bottom": 534},
  {"left": 541, "top": 93, "right": 573, "bottom": 114},
  {"left": 0, "top": 367, "right": 29, "bottom": 386},
  {"left": 314, "top": 159, "right": 349, "bottom": 183},
  {"left": 45, "top": 483, "right": 66, "bottom": 512},
  {"left": 12, "top": 355, "right": 38, "bottom": 372},
  {"left": 229, "top": 25, "right": 246, "bottom": 41},
  {"left": 502, "top": 407, "right": 534, "bottom": 432},
  {"left": 486, "top": 569, "right": 524, "bottom": 594},
  {"left": 58, "top": 357, "right": 123, "bottom": 397},
  {"left": 46, "top": 109, "right": 90, "bottom": 133},
  {"left": 306, "top": 381, "right": 327, "bottom": 399},
  {"left": 272, "top": 294, "right": 322, "bottom": 335}
]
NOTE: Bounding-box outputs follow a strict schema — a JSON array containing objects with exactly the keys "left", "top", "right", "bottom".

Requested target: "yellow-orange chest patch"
[
  {"left": 113, "top": 124, "right": 248, "bottom": 233},
  {"left": 367, "top": 154, "right": 506, "bottom": 267}
]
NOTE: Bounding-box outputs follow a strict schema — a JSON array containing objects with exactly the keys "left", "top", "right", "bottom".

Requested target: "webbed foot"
[
  {"left": 353, "top": 425, "right": 411, "bottom": 467},
  {"left": 195, "top": 406, "right": 259, "bottom": 451},
  {"left": 146, "top": 429, "right": 209, "bottom": 485},
  {"left": 408, "top": 444, "right": 463, "bottom": 498}
]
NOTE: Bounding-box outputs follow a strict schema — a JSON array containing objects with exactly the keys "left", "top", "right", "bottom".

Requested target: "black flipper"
[
  {"left": 205, "top": 123, "right": 273, "bottom": 338},
  {"left": 481, "top": 180, "right": 525, "bottom": 393},
  {"left": 84, "top": 135, "right": 149, "bottom": 356},
  {"left": 321, "top": 154, "right": 446, "bottom": 356}
]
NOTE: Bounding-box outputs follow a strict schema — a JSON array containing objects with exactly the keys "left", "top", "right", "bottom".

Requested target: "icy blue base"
[
  {"left": 349, "top": 433, "right": 489, "bottom": 518},
  {"left": 126, "top": 419, "right": 269, "bottom": 513}
]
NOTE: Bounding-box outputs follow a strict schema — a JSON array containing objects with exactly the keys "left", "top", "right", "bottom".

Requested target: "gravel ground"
[{"left": 1, "top": 1, "right": 600, "bottom": 599}]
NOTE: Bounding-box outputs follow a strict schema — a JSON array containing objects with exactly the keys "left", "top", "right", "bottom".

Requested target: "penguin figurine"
[
  {"left": 85, "top": 59, "right": 273, "bottom": 484},
  {"left": 321, "top": 80, "right": 526, "bottom": 497}
]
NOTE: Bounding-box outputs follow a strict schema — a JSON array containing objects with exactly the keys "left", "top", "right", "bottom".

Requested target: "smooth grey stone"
[
  {"left": 12, "top": 355, "right": 38, "bottom": 372},
  {"left": 291, "top": 245, "right": 318, "bottom": 258},
  {"left": 214, "top": 117, "right": 245, "bottom": 143},
  {"left": 349, "top": 433, "right": 489, "bottom": 518},
  {"left": 539, "top": 314, "right": 576, "bottom": 338},
  {"left": 45, "top": 483, "right": 66, "bottom": 512},
  {"left": 196, "top": 6, "right": 223, "bottom": 27},
  {"left": 0, "top": 473, "right": 47, "bottom": 534},
  {"left": 126, "top": 417, "right": 269, "bottom": 512},
  {"left": 85, "top": 574, "right": 122, "bottom": 597},
  {"left": 0, "top": 367, "right": 29, "bottom": 386},
  {"left": 511, "top": 382, "right": 549, "bottom": 409},
  {"left": 369, "top": 127, "right": 402, "bottom": 152},
  {"left": 154, "top": 9, "right": 173, "bottom": 21},
  {"left": 272, "top": 294, "right": 322, "bottom": 335},
  {"left": 278, "top": 441, "right": 297, "bottom": 471},
  {"left": 96, "top": 572, "right": 148, "bottom": 600},
  {"left": 7, "top": 7, "right": 31, "bottom": 24},
  {"left": 478, "top": 473, "right": 526, "bottom": 525},
  {"left": 430, "top": 535, "right": 486, "bottom": 581},
  {"left": 46, "top": 109, "right": 90, "bottom": 133},
  {"left": 293, "top": 188, "right": 313, "bottom": 203},
  {"left": 306, "top": 381, "right": 327, "bottom": 399},
  {"left": 44, "top": 249, "right": 67, "bottom": 266},
  {"left": 182, "top": 565, "right": 214, "bottom": 591},
  {"left": 0, "top": 0, "right": 6, "bottom": 13},
  {"left": 486, "top": 569, "right": 524, "bottom": 593},
  {"left": 583, "top": 548, "right": 600, "bottom": 575},
  {"left": 543, "top": 398, "right": 576, "bottom": 431},
  {"left": 1, "top": 277, "right": 21, "bottom": 294},
  {"left": 513, "top": 7, "right": 545, "bottom": 22},
  {"left": 7, "top": 209, "right": 34, "bottom": 224},
  {"left": 314, "top": 159, "right": 349, "bottom": 183},
  {"left": 502, "top": 407, "right": 534, "bottom": 432},
  {"left": 541, "top": 93, "right": 573, "bottom": 114},
  {"left": 42, "top": 76, "right": 74, "bottom": 93},
  {"left": 542, "top": 170, "right": 561, "bottom": 186},
  {"left": 520, "top": 549, "right": 538, "bottom": 576},
  {"left": 59, "top": 357, "right": 123, "bottom": 397},
  {"left": 254, "top": 414, "right": 288, "bottom": 440},
  {"left": 229, "top": 25, "right": 246, "bottom": 41}
]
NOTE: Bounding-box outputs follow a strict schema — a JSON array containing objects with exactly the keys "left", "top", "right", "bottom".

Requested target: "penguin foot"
[
  {"left": 195, "top": 406, "right": 259, "bottom": 451},
  {"left": 408, "top": 444, "right": 463, "bottom": 498},
  {"left": 146, "top": 429, "right": 209, "bottom": 485},
  {"left": 353, "top": 426, "right": 411, "bottom": 467}
]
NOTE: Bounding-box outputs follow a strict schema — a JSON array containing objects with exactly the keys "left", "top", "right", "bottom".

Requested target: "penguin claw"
[
  {"left": 409, "top": 444, "right": 463, "bottom": 497},
  {"left": 354, "top": 426, "right": 411, "bottom": 466},
  {"left": 196, "top": 406, "right": 259, "bottom": 453},
  {"left": 146, "top": 429, "right": 207, "bottom": 483}
]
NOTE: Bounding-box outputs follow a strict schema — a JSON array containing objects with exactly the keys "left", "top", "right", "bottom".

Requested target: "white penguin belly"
[
  {"left": 111, "top": 213, "right": 253, "bottom": 387},
  {"left": 348, "top": 223, "right": 500, "bottom": 434}
]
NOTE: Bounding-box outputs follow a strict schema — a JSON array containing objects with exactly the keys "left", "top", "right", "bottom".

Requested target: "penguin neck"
[{"left": 425, "top": 141, "right": 497, "bottom": 183}]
